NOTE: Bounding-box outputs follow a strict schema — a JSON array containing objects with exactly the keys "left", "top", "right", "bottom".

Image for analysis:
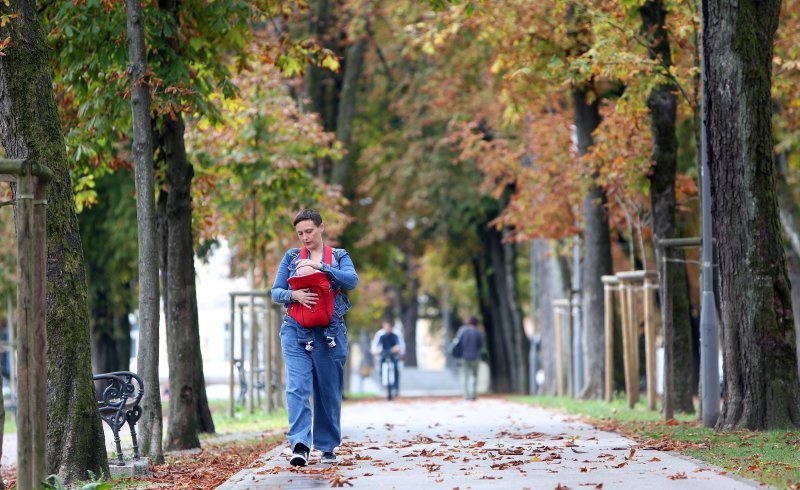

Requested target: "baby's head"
[{"left": 296, "top": 265, "right": 318, "bottom": 277}]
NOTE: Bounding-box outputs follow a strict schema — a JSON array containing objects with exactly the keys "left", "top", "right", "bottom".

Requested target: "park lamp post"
[{"left": 700, "top": 2, "right": 721, "bottom": 429}]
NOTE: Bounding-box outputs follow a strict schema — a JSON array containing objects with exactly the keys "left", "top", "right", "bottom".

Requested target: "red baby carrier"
[{"left": 287, "top": 246, "right": 338, "bottom": 328}]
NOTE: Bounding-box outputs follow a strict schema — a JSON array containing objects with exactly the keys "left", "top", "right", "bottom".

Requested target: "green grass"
[
  {"left": 205, "top": 399, "right": 287, "bottom": 435},
  {"left": 4, "top": 412, "right": 16, "bottom": 434},
  {"left": 344, "top": 392, "right": 379, "bottom": 400},
  {"left": 513, "top": 396, "right": 800, "bottom": 489}
]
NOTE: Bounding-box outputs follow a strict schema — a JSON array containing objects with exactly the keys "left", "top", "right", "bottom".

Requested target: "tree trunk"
[
  {"left": 0, "top": 0, "right": 108, "bottom": 482},
  {"left": 155, "top": 0, "right": 214, "bottom": 439},
  {"left": 396, "top": 251, "right": 419, "bottom": 367},
  {"left": 162, "top": 113, "right": 204, "bottom": 449},
  {"left": 474, "top": 222, "right": 529, "bottom": 393},
  {"left": 331, "top": 37, "right": 367, "bottom": 189},
  {"left": 158, "top": 192, "right": 168, "bottom": 313},
  {"left": 127, "top": 0, "right": 165, "bottom": 461},
  {"left": 704, "top": 0, "right": 800, "bottom": 429},
  {"left": 640, "top": 0, "right": 695, "bottom": 413},
  {"left": 303, "top": 0, "right": 334, "bottom": 126},
  {"left": 573, "top": 86, "right": 613, "bottom": 400},
  {"left": 536, "top": 243, "right": 568, "bottom": 395}
]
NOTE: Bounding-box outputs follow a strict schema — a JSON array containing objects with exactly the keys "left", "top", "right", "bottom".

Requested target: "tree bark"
[
  {"left": 395, "top": 251, "right": 419, "bottom": 367},
  {"left": 540, "top": 246, "right": 571, "bottom": 395},
  {"left": 573, "top": 86, "right": 613, "bottom": 400},
  {"left": 126, "top": 0, "right": 165, "bottom": 461},
  {"left": 704, "top": 0, "right": 800, "bottom": 429},
  {"left": 331, "top": 37, "right": 367, "bottom": 190},
  {"left": 640, "top": 0, "right": 695, "bottom": 413},
  {"left": 155, "top": 0, "right": 214, "bottom": 440},
  {"left": 474, "top": 221, "right": 529, "bottom": 393},
  {"left": 163, "top": 113, "right": 203, "bottom": 449},
  {"left": 0, "top": 0, "right": 108, "bottom": 482}
]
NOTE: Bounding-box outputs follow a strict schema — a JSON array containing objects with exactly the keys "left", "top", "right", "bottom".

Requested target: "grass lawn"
[
  {"left": 344, "top": 392, "right": 379, "bottom": 400},
  {"left": 513, "top": 395, "right": 800, "bottom": 489},
  {"left": 204, "top": 398, "right": 287, "bottom": 436},
  {"left": 4, "top": 413, "right": 15, "bottom": 434}
]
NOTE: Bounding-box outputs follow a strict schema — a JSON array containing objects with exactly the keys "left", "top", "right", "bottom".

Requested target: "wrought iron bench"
[
  {"left": 233, "top": 359, "right": 265, "bottom": 406},
  {"left": 93, "top": 371, "right": 144, "bottom": 466}
]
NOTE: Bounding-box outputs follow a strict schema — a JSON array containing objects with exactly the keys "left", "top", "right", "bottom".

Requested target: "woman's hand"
[
  {"left": 292, "top": 289, "right": 319, "bottom": 308},
  {"left": 297, "top": 259, "right": 323, "bottom": 270}
]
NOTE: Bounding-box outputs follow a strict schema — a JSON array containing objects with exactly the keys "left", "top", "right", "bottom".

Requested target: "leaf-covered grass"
[
  {"left": 101, "top": 400, "right": 287, "bottom": 489},
  {"left": 513, "top": 395, "right": 800, "bottom": 489},
  {"left": 109, "top": 433, "right": 284, "bottom": 489}
]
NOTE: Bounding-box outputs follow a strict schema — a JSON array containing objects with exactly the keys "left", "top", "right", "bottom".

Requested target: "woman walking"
[{"left": 271, "top": 209, "right": 358, "bottom": 466}]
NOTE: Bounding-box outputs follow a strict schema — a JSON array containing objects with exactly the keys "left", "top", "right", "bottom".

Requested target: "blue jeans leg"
[
  {"left": 281, "top": 320, "right": 313, "bottom": 451},
  {"left": 310, "top": 327, "right": 348, "bottom": 452}
]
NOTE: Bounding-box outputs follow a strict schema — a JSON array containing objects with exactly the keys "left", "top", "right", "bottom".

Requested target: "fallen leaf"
[
  {"left": 667, "top": 472, "right": 687, "bottom": 480},
  {"left": 329, "top": 475, "right": 355, "bottom": 487}
]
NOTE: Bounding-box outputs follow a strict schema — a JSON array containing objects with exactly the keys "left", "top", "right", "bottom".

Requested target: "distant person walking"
[
  {"left": 271, "top": 209, "right": 358, "bottom": 466},
  {"left": 451, "top": 316, "right": 484, "bottom": 401}
]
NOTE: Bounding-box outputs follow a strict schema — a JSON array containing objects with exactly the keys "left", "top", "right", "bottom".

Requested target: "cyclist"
[{"left": 371, "top": 321, "right": 404, "bottom": 395}]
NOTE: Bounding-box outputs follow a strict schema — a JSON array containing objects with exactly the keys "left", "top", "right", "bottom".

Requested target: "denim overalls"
[{"left": 271, "top": 247, "right": 358, "bottom": 453}]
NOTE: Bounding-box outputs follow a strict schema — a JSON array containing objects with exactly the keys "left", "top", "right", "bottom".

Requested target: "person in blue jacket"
[{"left": 271, "top": 209, "right": 358, "bottom": 466}]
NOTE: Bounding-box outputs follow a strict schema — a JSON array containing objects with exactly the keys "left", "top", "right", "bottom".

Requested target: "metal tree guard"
[{"left": 228, "top": 291, "right": 277, "bottom": 418}]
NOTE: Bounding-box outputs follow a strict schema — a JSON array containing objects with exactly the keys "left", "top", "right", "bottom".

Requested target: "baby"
[
  {"left": 293, "top": 265, "right": 342, "bottom": 351},
  {"left": 295, "top": 265, "right": 318, "bottom": 277}
]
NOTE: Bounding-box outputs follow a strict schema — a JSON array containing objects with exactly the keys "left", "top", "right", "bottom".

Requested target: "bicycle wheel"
[{"left": 382, "top": 359, "right": 392, "bottom": 400}]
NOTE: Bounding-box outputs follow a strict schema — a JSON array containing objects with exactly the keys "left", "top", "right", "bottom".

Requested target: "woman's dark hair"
[
  {"left": 467, "top": 316, "right": 480, "bottom": 326},
  {"left": 293, "top": 209, "right": 323, "bottom": 227}
]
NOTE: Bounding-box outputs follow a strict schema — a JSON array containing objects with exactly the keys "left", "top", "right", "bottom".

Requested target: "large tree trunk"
[
  {"left": 163, "top": 113, "right": 207, "bottom": 449},
  {"left": 0, "top": 0, "right": 108, "bottom": 482},
  {"left": 704, "top": 0, "right": 800, "bottom": 429},
  {"left": 573, "top": 86, "right": 613, "bottom": 400},
  {"left": 156, "top": 0, "right": 214, "bottom": 439},
  {"left": 127, "top": 0, "right": 164, "bottom": 461},
  {"left": 474, "top": 222, "right": 529, "bottom": 394},
  {"left": 640, "top": 0, "right": 695, "bottom": 413},
  {"left": 330, "top": 37, "right": 367, "bottom": 190}
]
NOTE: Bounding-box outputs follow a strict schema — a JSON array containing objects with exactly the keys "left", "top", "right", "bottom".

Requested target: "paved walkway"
[{"left": 219, "top": 397, "right": 760, "bottom": 489}]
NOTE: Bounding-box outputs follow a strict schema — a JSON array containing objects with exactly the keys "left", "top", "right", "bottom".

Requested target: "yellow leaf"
[{"left": 321, "top": 54, "right": 340, "bottom": 73}]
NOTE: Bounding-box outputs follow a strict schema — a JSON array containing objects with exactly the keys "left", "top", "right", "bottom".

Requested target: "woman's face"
[{"left": 295, "top": 219, "right": 324, "bottom": 249}]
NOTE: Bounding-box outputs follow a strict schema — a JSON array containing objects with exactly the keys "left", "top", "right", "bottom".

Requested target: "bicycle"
[{"left": 380, "top": 353, "right": 398, "bottom": 400}]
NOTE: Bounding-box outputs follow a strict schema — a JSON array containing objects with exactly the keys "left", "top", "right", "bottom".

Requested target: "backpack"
[
  {"left": 287, "top": 246, "right": 339, "bottom": 328},
  {"left": 450, "top": 337, "right": 464, "bottom": 359}
]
